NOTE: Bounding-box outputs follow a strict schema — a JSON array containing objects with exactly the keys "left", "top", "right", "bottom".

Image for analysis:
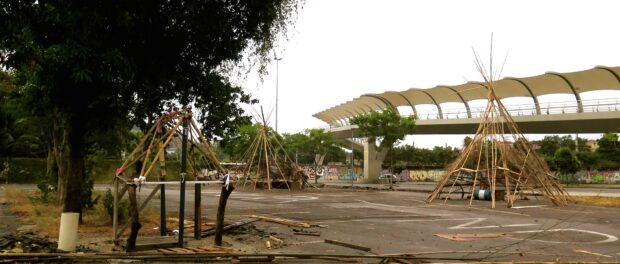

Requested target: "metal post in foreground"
[
  {"left": 194, "top": 179, "right": 201, "bottom": 239},
  {"left": 178, "top": 116, "right": 188, "bottom": 247}
]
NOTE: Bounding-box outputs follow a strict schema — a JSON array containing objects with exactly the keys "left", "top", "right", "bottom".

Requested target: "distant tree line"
[
  {"left": 384, "top": 145, "right": 460, "bottom": 172},
  {"left": 530, "top": 133, "right": 620, "bottom": 173}
]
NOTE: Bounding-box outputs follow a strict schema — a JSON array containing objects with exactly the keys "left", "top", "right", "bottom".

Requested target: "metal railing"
[{"left": 328, "top": 98, "right": 620, "bottom": 127}]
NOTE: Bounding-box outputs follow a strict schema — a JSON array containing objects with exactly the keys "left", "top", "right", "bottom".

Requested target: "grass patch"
[
  {"left": 571, "top": 196, "right": 620, "bottom": 207},
  {"left": 4, "top": 187, "right": 163, "bottom": 239}
]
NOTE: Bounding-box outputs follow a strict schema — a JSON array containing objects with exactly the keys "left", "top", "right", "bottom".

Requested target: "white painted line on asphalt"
[
  {"left": 271, "top": 211, "right": 311, "bottom": 215},
  {"left": 274, "top": 195, "right": 319, "bottom": 203},
  {"left": 426, "top": 202, "right": 529, "bottom": 216},
  {"left": 315, "top": 219, "right": 367, "bottom": 224},
  {"left": 510, "top": 205, "right": 549, "bottom": 209},
  {"left": 513, "top": 228, "right": 618, "bottom": 244},
  {"left": 395, "top": 217, "right": 476, "bottom": 223},
  {"left": 448, "top": 217, "right": 537, "bottom": 230}
]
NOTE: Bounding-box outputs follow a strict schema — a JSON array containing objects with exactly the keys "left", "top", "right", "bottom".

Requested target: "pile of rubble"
[{"left": 0, "top": 232, "right": 57, "bottom": 253}]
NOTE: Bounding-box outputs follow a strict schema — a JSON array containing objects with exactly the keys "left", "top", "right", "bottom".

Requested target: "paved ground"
[
  {"left": 3, "top": 183, "right": 619, "bottom": 262},
  {"left": 0, "top": 186, "right": 21, "bottom": 236},
  {"left": 324, "top": 181, "right": 620, "bottom": 197},
  {"left": 110, "top": 183, "right": 620, "bottom": 262}
]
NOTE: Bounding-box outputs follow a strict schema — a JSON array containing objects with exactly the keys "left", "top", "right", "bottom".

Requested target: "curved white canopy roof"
[{"left": 314, "top": 66, "right": 620, "bottom": 125}]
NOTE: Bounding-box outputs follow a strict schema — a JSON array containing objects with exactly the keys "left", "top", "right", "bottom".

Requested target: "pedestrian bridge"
[
  {"left": 329, "top": 97, "right": 620, "bottom": 138},
  {"left": 313, "top": 66, "right": 620, "bottom": 182}
]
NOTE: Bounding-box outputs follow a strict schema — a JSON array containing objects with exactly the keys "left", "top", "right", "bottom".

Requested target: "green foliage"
[
  {"left": 0, "top": 71, "right": 46, "bottom": 157},
  {"left": 387, "top": 144, "right": 459, "bottom": 168},
  {"left": 350, "top": 108, "right": 416, "bottom": 150},
  {"left": 102, "top": 189, "right": 129, "bottom": 223},
  {"left": 0, "top": 1, "right": 302, "bottom": 211},
  {"left": 596, "top": 132, "right": 620, "bottom": 165},
  {"left": 576, "top": 151, "right": 598, "bottom": 170},
  {"left": 220, "top": 124, "right": 260, "bottom": 161},
  {"left": 536, "top": 135, "right": 577, "bottom": 157},
  {"left": 554, "top": 147, "right": 581, "bottom": 174},
  {"left": 33, "top": 177, "right": 55, "bottom": 203},
  {"left": 81, "top": 176, "right": 99, "bottom": 209},
  {"left": 279, "top": 129, "right": 345, "bottom": 165},
  {"left": 0, "top": 157, "right": 46, "bottom": 183}
]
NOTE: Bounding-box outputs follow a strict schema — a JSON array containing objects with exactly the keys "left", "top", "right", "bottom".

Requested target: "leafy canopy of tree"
[
  {"left": 350, "top": 108, "right": 416, "bottom": 150},
  {"left": 221, "top": 125, "right": 345, "bottom": 165},
  {"left": 388, "top": 144, "right": 459, "bottom": 169},
  {"left": 0, "top": 71, "right": 46, "bottom": 157},
  {"left": 0, "top": 0, "right": 302, "bottom": 213},
  {"left": 535, "top": 135, "right": 581, "bottom": 157},
  {"left": 529, "top": 133, "right": 620, "bottom": 171},
  {"left": 554, "top": 147, "right": 581, "bottom": 174}
]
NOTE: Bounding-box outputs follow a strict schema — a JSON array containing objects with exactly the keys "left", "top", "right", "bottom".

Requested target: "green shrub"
[
  {"left": 102, "top": 188, "right": 130, "bottom": 223},
  {"left": 0, "top": 158, "right": 184, "bottom": 184},
  {"left": 2, "top": 157, "right": 46, "bottom": 183}
]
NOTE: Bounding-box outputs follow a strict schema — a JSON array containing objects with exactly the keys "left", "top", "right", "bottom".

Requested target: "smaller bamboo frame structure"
[
  {"left": 112, "top": 109, "right": 226, "bottom": 247},
  {"left": 427, "top": 48, "right": 570, "bottom": 208},
  {"left": 238, "top": 108, "right": 308, "bottom": 190}
]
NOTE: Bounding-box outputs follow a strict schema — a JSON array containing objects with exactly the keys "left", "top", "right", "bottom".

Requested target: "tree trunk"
[
  {"left": 54, "top": 125, "right": 69, "bottom": 204},
  {"left": 126, "top": 184, "right": 142, "bottom": 252},
  {"left": 46, "top": 146, "right": 54, "bottom": 183},
  {"left": 63, "top": 121, "right": 85, "bottom": 215},
  {"left": 214, "top": 185, "right": 234, "bottom": 246}
]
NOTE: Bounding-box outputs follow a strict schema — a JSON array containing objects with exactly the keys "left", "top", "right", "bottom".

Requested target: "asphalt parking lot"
[{"left": 123, "top": 183, "right": 620, "bottom": 262}]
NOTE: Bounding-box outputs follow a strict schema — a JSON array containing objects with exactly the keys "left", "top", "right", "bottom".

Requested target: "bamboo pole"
[{"left": 143, "top": 117, "right": 184, "bottom": 178}]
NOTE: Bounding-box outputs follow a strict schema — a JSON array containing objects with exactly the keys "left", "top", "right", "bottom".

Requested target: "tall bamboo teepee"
[
  {"left": 115, "top": 110, "right": 225, "bottom": 183},
  {"left": 427, "top": 48, "right": 570, "bottom": 208},
  {"left": 239, "top": 108, "right": 308, "bottom": 190}
]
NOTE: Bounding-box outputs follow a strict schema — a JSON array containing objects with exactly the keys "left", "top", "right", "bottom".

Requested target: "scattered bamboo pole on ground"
[
  {"left": 324, "top": 239, "right": 372, "bottom": 252},
  {"left": 247, "top": 215, "right": 311, "bottom": 228}
]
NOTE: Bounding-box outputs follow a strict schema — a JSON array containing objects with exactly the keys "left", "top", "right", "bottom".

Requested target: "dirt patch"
[{"left": 571, "top": 196, "right": 620, "bottom": 207}]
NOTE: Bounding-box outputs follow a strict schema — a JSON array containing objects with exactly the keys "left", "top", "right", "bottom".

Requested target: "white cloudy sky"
[{"left": 239, "top": 0, "right": 620, "bottom": 149}]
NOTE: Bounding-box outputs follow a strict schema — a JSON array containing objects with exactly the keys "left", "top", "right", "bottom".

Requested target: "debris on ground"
[
  {"left": 202, "top": 218, "right": 258, "bottom": 237},
  {"left": 155, "top": 246, "right": 232, "bottom": 254},
  {"left": 324, "top": 239, "right": 372, "bottom": 252},
  {"left": 0, "top": 232, "right": 58, "bottom": 253},
  {"left": 292, "top": 228, "right": 321, "bottom": 236},
  {"left": 248, "top": 215, "right": 311, "bottom": 228}
]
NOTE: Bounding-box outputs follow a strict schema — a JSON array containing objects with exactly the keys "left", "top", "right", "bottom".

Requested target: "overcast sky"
[{"left": 239, "top": 0, "right": 620, "bottom": 149}]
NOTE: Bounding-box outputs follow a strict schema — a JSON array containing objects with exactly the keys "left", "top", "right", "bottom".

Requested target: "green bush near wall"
[
  {"left": 0, "top": 157, "right": 47, "bottom": 183},
  {"left": 0, "top": 158, "right": 182, "bottom": 183},
  {"left": 87, "top": 159, "right": 182, "bottom": 183}
]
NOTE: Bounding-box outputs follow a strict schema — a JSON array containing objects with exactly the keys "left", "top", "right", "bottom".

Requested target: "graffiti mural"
[
  {"left": 562, "top": 170, "right": 620, "bottom": 184},
  {"left": 406, "top": 170, "right": 445, "bottom": 181}
]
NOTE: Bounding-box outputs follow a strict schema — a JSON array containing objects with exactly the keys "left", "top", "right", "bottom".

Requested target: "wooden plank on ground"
[
  {"left": 247, "top": 215, "right": 311, "bottom": 228},
  {"left": 201, "top": 218, "right": 258, "bottom": 237},
  {"left": 324, "top": 239, "right": 371, "bottom": 252},
  {"left": 197, "top": 246, "right": 233, "bottom": 253}
]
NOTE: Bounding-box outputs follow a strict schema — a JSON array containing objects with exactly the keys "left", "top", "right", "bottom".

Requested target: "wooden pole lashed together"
[
  {"left": 427, "top": 43, "right": 570, "bottom": 207},
  {"left": 112, "top": 110, "right": 227, "bottom": 250}
]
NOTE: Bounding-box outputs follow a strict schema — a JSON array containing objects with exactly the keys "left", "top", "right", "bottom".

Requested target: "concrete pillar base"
[{"left": 361, "top": 139, "right": 388, "bottom": 183}]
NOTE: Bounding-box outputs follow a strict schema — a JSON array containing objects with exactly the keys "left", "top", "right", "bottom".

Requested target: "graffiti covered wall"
[{"left": 561, "top": 170, "right": 620, "bottom": 184}]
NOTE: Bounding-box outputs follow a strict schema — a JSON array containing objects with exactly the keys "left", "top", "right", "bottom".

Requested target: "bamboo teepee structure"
[
  {"left": 112, "top": 109, "right": 226, "bottom": 244},
  {"left": 239, "top": 108, "right": 309, "bottom": 190},
  {"left": 427, "top": 48, "right": 570, "bottom": 208},
  {"left": 115, "top": 110, "right": 225, "bottom": 183}
]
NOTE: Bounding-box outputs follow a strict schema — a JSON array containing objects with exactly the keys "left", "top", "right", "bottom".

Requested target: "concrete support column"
[{"left": 362, "top": 139, "right": 388, "bottom": 183}]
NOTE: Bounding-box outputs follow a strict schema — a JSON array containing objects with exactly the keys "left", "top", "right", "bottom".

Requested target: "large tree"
[
  {"left": 350, "top": 107, "right": 415, "bottom": 178},
  {"left": 350, "top": 107, "right": 416, "bottom": 151},
  {"left": 0, "top": 1, "right": 301, "bottom": 213}
]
